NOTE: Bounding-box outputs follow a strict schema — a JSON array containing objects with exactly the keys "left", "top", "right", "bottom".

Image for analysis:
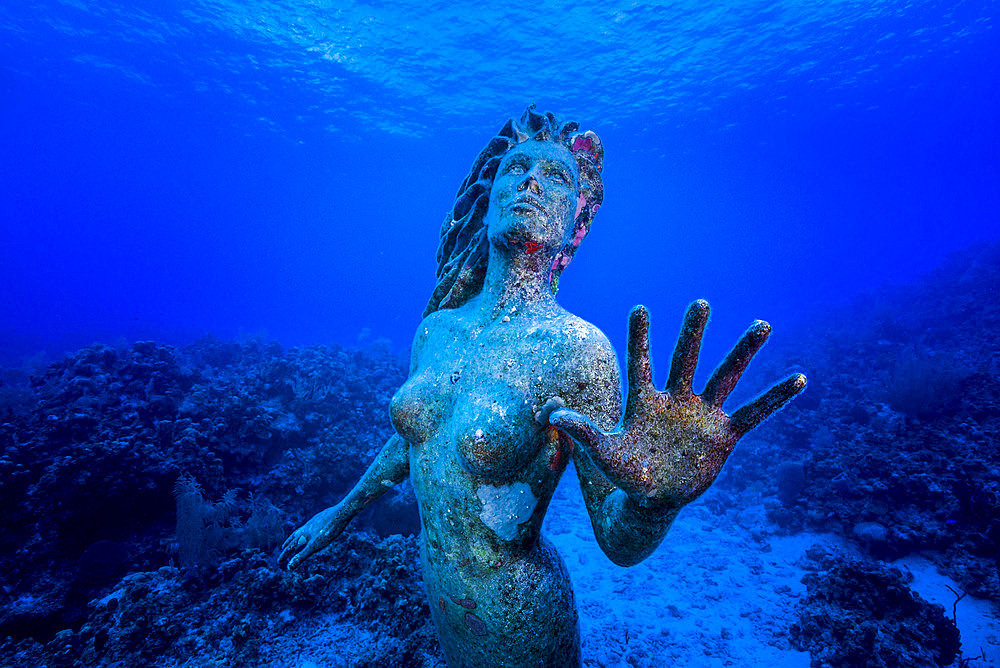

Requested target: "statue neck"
[{"left": 478, "top": 243, "right": 558, "bottom": 321}]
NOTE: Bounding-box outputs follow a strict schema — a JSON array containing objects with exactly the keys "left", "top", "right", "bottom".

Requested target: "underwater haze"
[
  {"left": 1, "top": 0, "right": 997, "bottom": 367},
  {"left": 2, "top": 2, "right": 1000, "bottom": 668}
]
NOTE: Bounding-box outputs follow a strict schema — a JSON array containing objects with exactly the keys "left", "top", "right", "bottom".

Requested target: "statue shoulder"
[
  {"left": 552, "top": 313, "right": 622, "bottom": 428},
  {"left": 406, "top": 309, "right": 450, "bottom": 370},
  {"left": 406, "top": 304, "right": 474, "bottom": 367},
  {"left": 554, "top": 312, "right": 615, "bottom": 360}
]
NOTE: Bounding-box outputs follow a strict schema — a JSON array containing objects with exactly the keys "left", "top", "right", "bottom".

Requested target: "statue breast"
[
  {"left": 390, "top": 362, "right": 543, "bottom": 479},
  {"left": 452, "top": 391, "right": 542, "bottom": 478},
  {"left": 389, "top": 366, "right": 449, "bottom": 446}
]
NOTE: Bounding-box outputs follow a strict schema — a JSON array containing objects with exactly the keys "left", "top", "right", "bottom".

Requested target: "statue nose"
[{"left": 518, "top": 175, "right": 541, "bottom": 194}]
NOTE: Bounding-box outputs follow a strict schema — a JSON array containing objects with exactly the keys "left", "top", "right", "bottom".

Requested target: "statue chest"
[{"left": 390, "top": 341, "right": 550, "bottom": 478}]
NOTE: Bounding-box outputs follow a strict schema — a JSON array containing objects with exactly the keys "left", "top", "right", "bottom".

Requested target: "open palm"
[{"left": 551, "top": 301, "right": 806, "bottom": 510}]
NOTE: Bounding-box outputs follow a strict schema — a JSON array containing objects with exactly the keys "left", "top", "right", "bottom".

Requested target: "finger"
[
  {"left": 626, "top": 306, "right": 654, "bottom": 406},
  {"left": 702, "top": 320, "right": 771, "bottom": 407},
  {"left": 288, "top": 543, "right": 314, "bottom": 571},
  {"left": 666, "top": 300, "right": 710, "bottom": 398},
  {"left": 278, "top": 544, "right": 293, "bottom": 568},
  {"left": 550, "top": 407, "right": 626, "bottom": 487},
  {"left": 549, "top": 408, "right": 608, "bottom": 458},
  {"left": 730, "top": 373, "right": 807, "bottom": 437},
  {"left": 280, "top": 532, "right": 302, "bottom": 554},
  {"left": 279, "top": 534, "right": 305, "bottom": 567}
]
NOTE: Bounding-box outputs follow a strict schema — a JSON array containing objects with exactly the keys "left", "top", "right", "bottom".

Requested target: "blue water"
[
  {"left": 2, "top": 3, "right": 999, "bottom": 666},
  {"left": 1, "top": 0, "right": 997, "bottom": 372}
]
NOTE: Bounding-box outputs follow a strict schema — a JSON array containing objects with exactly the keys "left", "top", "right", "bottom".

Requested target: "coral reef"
[
  {"left": 0, "top": 336, "right": 410, "bottom": 648},
  {"left": 790, "top": 547, "right": 960, "bottom": 667},
  {"left": 717, "top": 240, "right": 1000, "bottom": 600},
  {"left": 0, "top": 535, "right": 443, "bottom": 667},
  {"left": 1, "top": 240, "right": 998, "bottom": 665}
]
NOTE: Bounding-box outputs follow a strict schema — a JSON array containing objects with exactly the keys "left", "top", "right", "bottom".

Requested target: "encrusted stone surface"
[{"left": 279, "top": 108, "right": 804, "bottom": 667}]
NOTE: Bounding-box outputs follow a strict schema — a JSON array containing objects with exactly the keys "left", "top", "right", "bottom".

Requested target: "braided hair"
[{"left": 423, "top": 106, "right": 604, "bottom": 317}]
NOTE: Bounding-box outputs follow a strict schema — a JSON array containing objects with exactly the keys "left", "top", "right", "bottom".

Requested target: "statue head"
[{"left": 424, "top": 106, "right": 604, "bottom": 316}]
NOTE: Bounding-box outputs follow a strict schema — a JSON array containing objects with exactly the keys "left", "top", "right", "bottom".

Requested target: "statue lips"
[{"left": 509, "top": 195, "right": 545, "bottom": 215}]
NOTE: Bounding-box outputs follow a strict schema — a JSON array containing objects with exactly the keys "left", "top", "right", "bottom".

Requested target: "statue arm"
[
  {"left": 550, "top": 333, "right": 676, "bottom": 567},
  {"left": 571, "top": 436, "right": 680, "bottom": 567},
  {"left": 279, "top": 314, "right": 439, "bottom": 570},
  {"left": 278, "top": 433, "right": 409, "bottom": 570},
  {"left": 552, "top": 302, "right": 806, "bottom": 567}
]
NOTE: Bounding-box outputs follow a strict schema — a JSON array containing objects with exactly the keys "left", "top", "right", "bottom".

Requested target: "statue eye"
[
  {"left": 505, "top": 161, "right": 527, "bottom": 175},
  {"left": 545, "top": 167, "right": 571, "bottom": 185}
]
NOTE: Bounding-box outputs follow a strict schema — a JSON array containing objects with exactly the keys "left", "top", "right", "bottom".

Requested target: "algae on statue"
[{"left": 279, "top": 107, "right": 806, "bottom": 667}]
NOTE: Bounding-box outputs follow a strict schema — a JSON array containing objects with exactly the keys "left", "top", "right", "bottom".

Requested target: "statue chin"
[
  {"left": 487, "top": 208, "right": 570, "bottom": 256},
  {"left": 486, "top": 214, "right": 534, "bottom": 250}
]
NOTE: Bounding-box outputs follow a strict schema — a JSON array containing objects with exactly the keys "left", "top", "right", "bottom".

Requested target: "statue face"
[{"left": 486, "top": 141, "right": 581, "bottom": 252}]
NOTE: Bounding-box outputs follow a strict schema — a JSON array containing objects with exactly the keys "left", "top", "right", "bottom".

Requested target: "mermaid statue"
[{"left": 279, "top": 107, "right": 807, "bottom": 667}]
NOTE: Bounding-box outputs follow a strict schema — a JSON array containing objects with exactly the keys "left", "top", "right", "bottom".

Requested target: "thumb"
[{"left": 549, "top": 408, "right": 606, "bottom": 453}]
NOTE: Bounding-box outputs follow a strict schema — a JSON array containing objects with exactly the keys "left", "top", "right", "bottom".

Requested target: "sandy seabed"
[
  {"left": 275, "top": 461, "right": 998, "bottom": 668},
  {"left": 541, "top": 464, "right": 1000, "bottom": 668}
]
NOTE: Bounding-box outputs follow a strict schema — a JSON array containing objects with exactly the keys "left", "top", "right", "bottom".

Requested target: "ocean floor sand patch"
[{"left": 544, "top": 464, "right": 999, "bottom": 668}]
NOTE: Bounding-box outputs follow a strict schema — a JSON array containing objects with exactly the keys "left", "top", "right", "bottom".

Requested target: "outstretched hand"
[
  {"left": 550, "top": 300, "right": 806, "bottom": 510},
  {"left": 278, "top": 504, "right": 348, "bottom": 571}
]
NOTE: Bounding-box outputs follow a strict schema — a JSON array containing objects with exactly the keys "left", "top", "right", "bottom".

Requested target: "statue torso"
[
  {"left": 389, "top": 300, "right": 589, "bottom": 575},
  {"left": 391, "top": 308, "right": 566, "bottom": 477}
]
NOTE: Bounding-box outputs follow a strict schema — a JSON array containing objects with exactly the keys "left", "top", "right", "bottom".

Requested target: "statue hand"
[
  {"left": 278, "top": 504, "right": 349, "bottom": 571},
  {"left": 550, "top": 301, "right": 806, "bottom": 510}
]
